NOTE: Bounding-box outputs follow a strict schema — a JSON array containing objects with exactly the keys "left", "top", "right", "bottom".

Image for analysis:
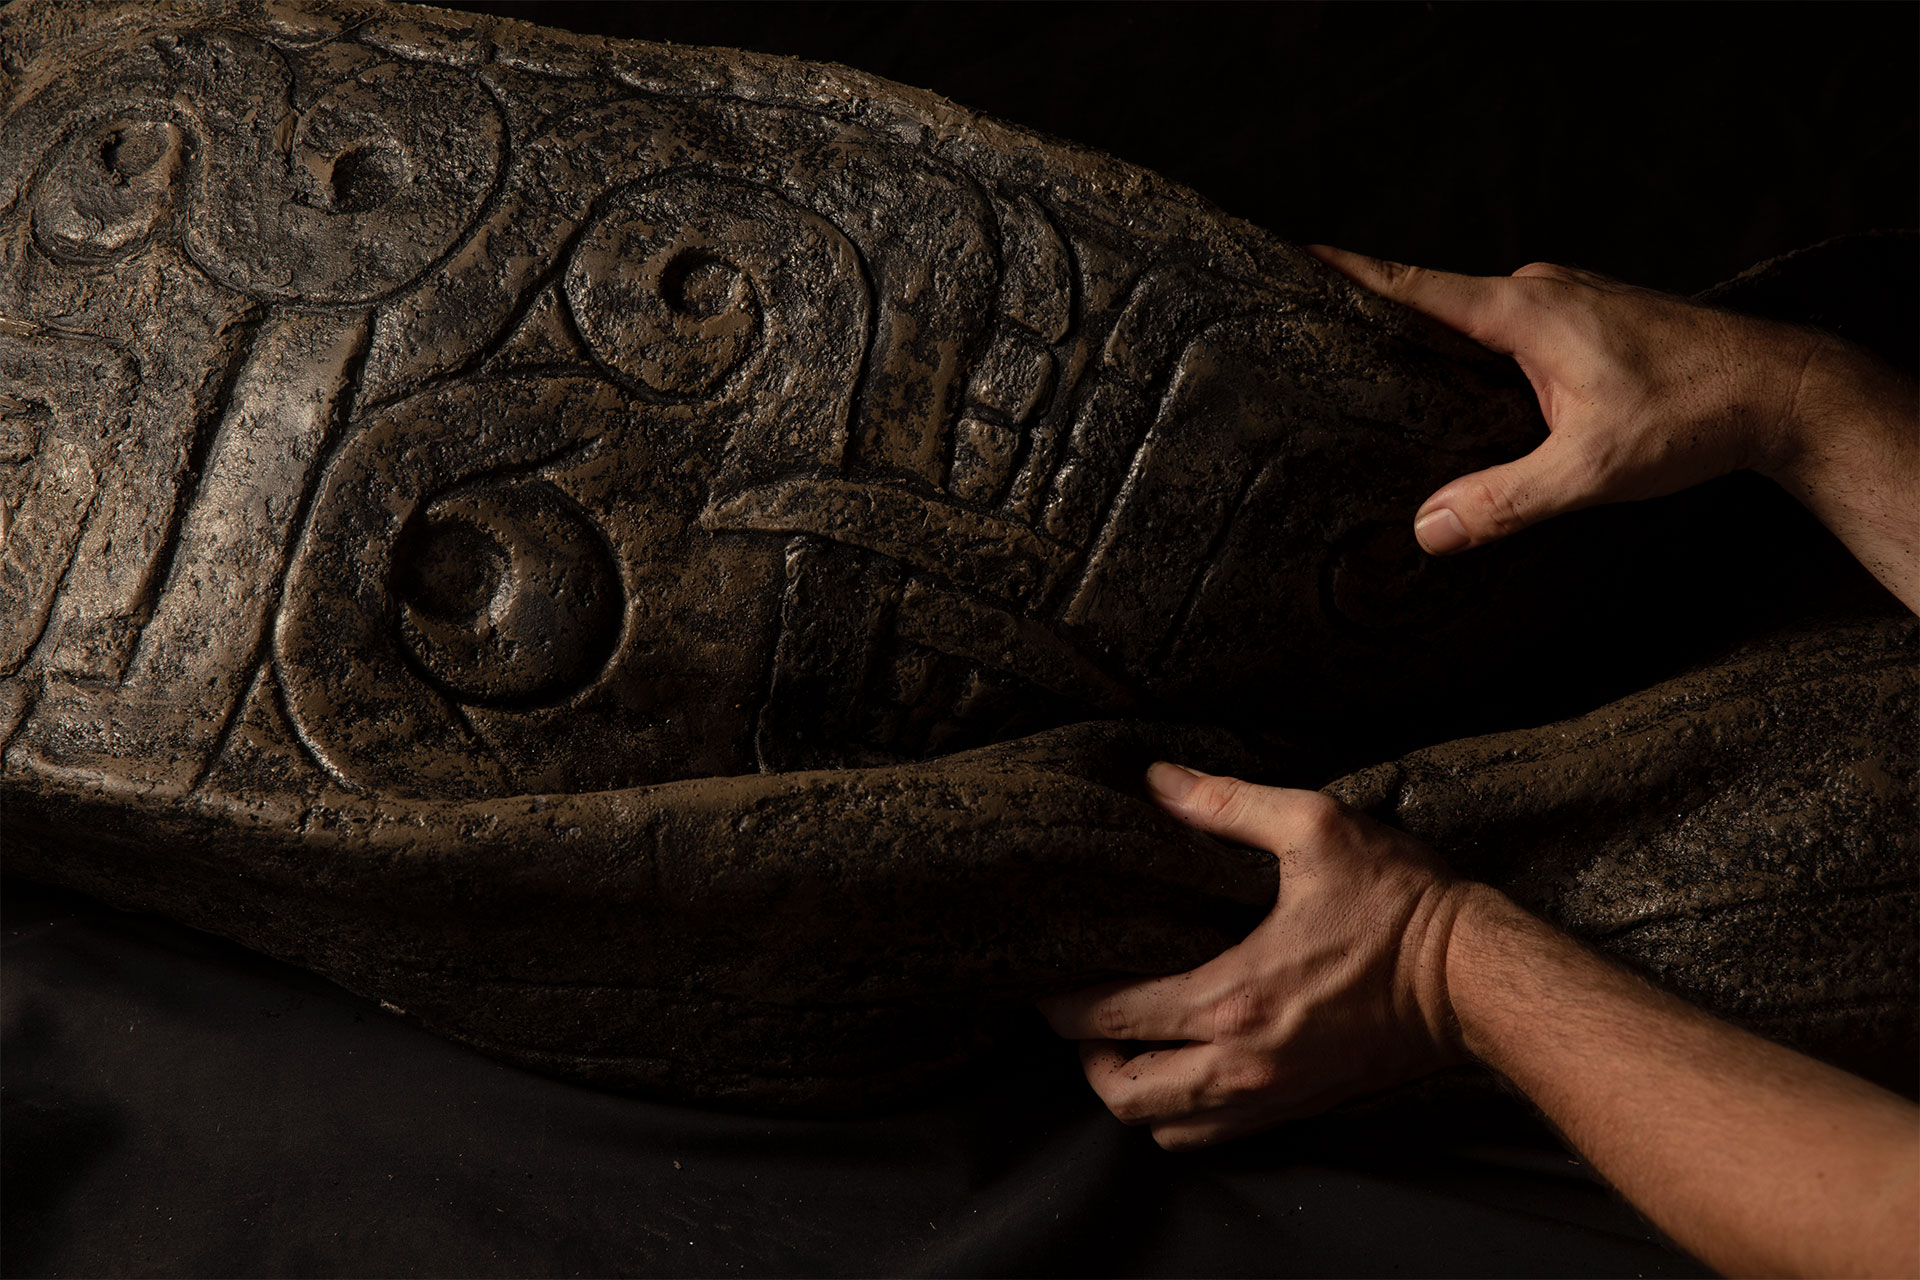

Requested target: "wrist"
[
  {"left": 1403, "top": 877, "right": 1501, "bottom": 1063},
  {"left": 1758, "top": 330, "right": 1914, "bottom": 488},
  {"left": 1431, "top": 881, "right": 1536, "bottom": 1063},
  {"left": 1722, "top": 318, "right": 1836, "bottom": 481}
]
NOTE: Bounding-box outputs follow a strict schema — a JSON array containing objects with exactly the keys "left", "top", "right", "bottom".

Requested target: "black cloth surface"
[{"left": 3, "top": 878, "right": 1701, "bottom": 1279}]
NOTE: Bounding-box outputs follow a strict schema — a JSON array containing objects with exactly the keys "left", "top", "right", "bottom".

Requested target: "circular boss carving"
[{"left": 394, "top": 479, "right": 622, "bottom": 706}]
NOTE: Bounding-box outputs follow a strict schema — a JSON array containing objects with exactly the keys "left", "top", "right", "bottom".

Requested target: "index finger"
[
  {"left": 1038, "top": 968, "right": 1209, "bottom": 1044},
  {"left": 1304, "top": 244, "right": 1519, "bottom": 355}
]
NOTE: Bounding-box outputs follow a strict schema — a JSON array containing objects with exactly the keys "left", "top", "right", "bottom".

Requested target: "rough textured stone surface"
[
  {"left": 1, "top": 0, "right": 1912, "bottom": 1107},
  {"left": 1331, "top": 613, "right": 1918, "bottom": 1090}
]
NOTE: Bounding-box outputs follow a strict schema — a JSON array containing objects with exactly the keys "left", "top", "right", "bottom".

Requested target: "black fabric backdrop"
[{"left": 4, "top": 4, "right": 1915, "bottom": 1276}]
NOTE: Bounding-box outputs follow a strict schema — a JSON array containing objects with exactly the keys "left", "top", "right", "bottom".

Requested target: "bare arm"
[
  {"left": 1041, "top": 766, "right": 1920, "bottom": 1278},
  {"left": 1451, "top": 881, "right": 1919, "bottom": 1279},
  {"left": 1305, "top": 247, "right": 1920, "bottom": 612},
  {"left": 1768, "top": 337, "right": 1920, "bottom": 610}
]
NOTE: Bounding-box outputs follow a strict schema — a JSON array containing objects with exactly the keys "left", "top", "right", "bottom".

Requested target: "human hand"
[
  {"left": 1038, "top": 764, "right": 1476, "bottom": 1150},
  {"left": 1305, "top": 246, "right": 1835, "bottom": 555}
]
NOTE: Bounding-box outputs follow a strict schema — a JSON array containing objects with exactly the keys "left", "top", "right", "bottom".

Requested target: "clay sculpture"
[{"left": 2, "top": 0, "right": 1912, "bottom": 1107}]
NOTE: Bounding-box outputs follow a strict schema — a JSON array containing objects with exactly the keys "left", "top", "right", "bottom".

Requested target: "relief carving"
[{"left": 1, "top": 0, "right": 1910, "bottom": 1107}]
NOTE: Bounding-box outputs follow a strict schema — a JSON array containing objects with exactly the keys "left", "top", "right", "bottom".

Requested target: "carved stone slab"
[{"left": 2, "top": 0, "right": 1912, "bottom": 1105}]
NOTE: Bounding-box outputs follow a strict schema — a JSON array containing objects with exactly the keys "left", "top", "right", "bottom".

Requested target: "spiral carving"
[
  {"left": 187, "top": 50, "right": 503, "bottom": 303},
  {"left": 275, "top": 376, "right": 635, "bottom": 797},
  {"left": 273, "top": 171, "right": 877, "bottom": 798},
  {"left": 562, "top": 176, "right": 867, "bottom": 416},
  {"left": 12, "top": 32, "right": 502, "bottom": 304},
  {"left": 31, "top": 118, "right": 186, "bottom": 262}
]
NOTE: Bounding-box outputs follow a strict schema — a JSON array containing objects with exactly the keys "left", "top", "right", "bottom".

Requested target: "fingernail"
[
  {"left": 1146, "top": 761, "right": 1201, "bottom": 801},
  {"left": 1414, "top": 507, "right": 1470, "bottom": 554}
]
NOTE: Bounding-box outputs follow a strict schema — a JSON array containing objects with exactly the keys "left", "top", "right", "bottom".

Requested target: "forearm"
[
  {"left": 1768, "top": 336, "right": 1920, "bottom": 613},
  {"left": 1445, "top": 884, "right": 1920, "bottom": 1278}
]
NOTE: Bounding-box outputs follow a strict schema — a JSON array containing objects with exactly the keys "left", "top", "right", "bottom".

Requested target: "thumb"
[
  {"left": 1145, "top": 763, "right": 1324, "bottom": 852},
  {"left": 1414, "top": 434, "right": 1597, "bottom": 553}
]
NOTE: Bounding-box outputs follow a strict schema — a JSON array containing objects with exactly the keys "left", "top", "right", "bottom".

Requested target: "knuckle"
[
  {"left": 1377, "top": 260, "right": 1423, "bottom": 292},
  {"left": 1091, "top": 1003, "right": 1134, "bottom": 1042},
  {"left": 1486, "top": 284, "right": 1540, "bottom": 340},
  {"left": 1161, "top": 1122, "right": 1238, "bottom": 1152},
  {"left": 1560, "top": 433, "right": 1613, "bottom": 488},
  {"left": 1507, "top": 273, "right": 1584, "bottom": 326},
  {"left": 1217, "top": 1059, "right": 1279, "bottom": 1100},
  {"left": 1189, "top": 775, "right": 1254, "bottom": 827},
  {"left": 1461, "top": 472, "right": 1531, "bottom": 539},
  {"left": 1154, "top": 1125, "right": 1203, "bottom": 1152},
  {"left": 1107, "top": 1093, "right": 1151, "bottom": 1126},
  {"left": 1210, "top": 988, "right": 1264, "bottom": 1041},
  {"left": 1290, "top": 790, "right": 1349, "bottom": 841}
]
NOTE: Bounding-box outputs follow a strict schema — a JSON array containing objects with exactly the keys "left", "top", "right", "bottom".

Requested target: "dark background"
[
  {"left": 458, "top": 1, "right": 1917, "bottom": 292},
  {"left": 5, "top": 4, "right": 1914, "bottom": 1277}
]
